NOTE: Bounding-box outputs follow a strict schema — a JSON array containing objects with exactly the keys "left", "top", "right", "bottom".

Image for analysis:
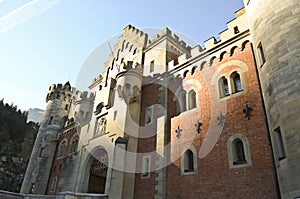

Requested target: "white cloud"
[{"left": 0, "top": 0, "right": 61, "bottom": 32}]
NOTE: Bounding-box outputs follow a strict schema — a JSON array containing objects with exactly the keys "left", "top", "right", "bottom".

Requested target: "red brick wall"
[
  {"left": 166, "top": 42, "right": 277, "bottom": 198},
  {"left": 46, "top": 126, "right": 77, "bottom": 195},
  {"left": 134, "top": 42, "right": 277, "bottom": 198},
  {"left": 134, "top": 80, "right": 161, "bottom": 199}
]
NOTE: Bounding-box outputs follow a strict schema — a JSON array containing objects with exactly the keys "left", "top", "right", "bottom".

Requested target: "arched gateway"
[{"left": 87, "top": 149, "right": 108, "bottom": 194}]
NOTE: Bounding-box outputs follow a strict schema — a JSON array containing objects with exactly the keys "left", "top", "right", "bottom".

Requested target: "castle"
[{"left": 18, "top": 0, "right": 300, "bottom": 198}]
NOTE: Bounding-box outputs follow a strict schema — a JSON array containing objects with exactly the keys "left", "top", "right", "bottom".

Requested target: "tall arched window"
[
  {"left": 232, "top": 138, "right": 246, "bottom": 165},
  {"left": 219, "top": 77, "right": 230, "bottom": 98},
  {"left": 70, "top": 136, "right": 79, "bottom": 154},
  {"left": 58, "top": 140, "right": 67, "bottom": 158},
  {"left": 188, "top": 90, "right": 197, "bottom": 110},
  {"left": 184, "top": 149, "right": 194, "bottom": 173},
  {"left": 230, "top": 72, "right": 242, "bottom": 93}
]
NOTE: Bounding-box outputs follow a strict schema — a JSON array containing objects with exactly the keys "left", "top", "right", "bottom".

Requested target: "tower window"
[
  {"left": 258, "top": 43, "right": 266, "bottom": 66},
  {"left": 274, "top": 127, "right": 286, "bottom": 161},
  {"left": 145, "top": 106, "right": 153, "bottom": 125},
  {"left": 219, "top": 77, "right": 230, "bottom": 98},
  {"left": 48, "top": 116, "right": 54, "bottom": 125},
  {"left": 188, "top": 90, "right": 197, "bottom": 110},
  {"left": 227, "top": 134, "right": 252, "bottom": 168},
  {"left": 184, "top": 149, "right": 194, "bottom": 172},
  {"left": 181, "top": 147, "right": 197, "bottom": 175},
  {"left": 57, "top": 140, "right": 67, "bottom": 158},
  {"left": 180, "top": 91, "right": 187, "bottom": 112},
  {"left": 230, "top": 72, "right": 243, "bottom": 93},
  {"left": 39, "top": 147, "right": 46, "bottom": 157},
  {"left": 141, "top": 155, "right": 151, "bottom": 178},
  {"left": 232, "top": 138, "right": 246, "bottom": 165},
  {"left": 150, "top": 60, "right": 155, "bottom": 73},
  {"left": 69, "top": 136, "right": 79, "bottom": 154},
  {"left": 29, "top": 183, "right": 35, "bottom": 194},
  {"left": 50, "top": 177, "right": 57, "bottom": 192},
  {"left": 234, "top": 26, "right": 239, "bottom": 34}
]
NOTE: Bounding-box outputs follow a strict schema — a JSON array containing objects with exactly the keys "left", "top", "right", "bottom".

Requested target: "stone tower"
[
  {"left": 243, "top": 0, "right": 300, "bottom": 198},
  {"left": 21, "top": 82, "right": 74, "bottom": 194}
]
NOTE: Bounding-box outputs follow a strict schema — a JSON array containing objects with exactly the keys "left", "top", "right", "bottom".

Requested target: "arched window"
[
  {"left": 232, "top": 138, "right": 246, "bottom": 165},
  {"left": 180, "top": 91, "right": 187, "bottom": 112},
  {"left": 230, "top": 72, "right": 242, "bottom": 93},
  {"left": 188, "top": 90, "right": 197, "bottom": 110},
  {"left": 184, "top": 149, "right": 194, "bottom": 173},
  {"left": 219, "top": 77, "right": 230, "bottom": 98},
  {"left": 70, "top": 136, "right": 79, "bottom": 154},
  {"left": 227, "top": 135, "right": 252, "bottom": 168},
  {"left": 57, "top": 140, "right": 67, "bottom": 158}
]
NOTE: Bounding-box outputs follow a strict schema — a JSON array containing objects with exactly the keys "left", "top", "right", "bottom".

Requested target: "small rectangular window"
[
  {"left": 142, "top": 156, "right": 151, "bottom": 178},
  {"left": 50, "top": 177, "right": 57, "bottom": 192},
  {"left": 257, "top": 43, "right": 266, "bottom": 66},
  {"left": 29, "top": 183, "right": 35, "bottom": 194},
  {"left": 145, "top": 106, "right": 153, "bottom": 125},
  {"left": 48, "top": 116, "right": 53, "bottom": 125},
  {"left": 274, "top": 127, "right": 286, "bottom": 161},
  {"left": 234, "top": 26, "right": 239, "bottom": 34},
  {"left": 150, "top": 60, "right": 155, "bottom": 72}
]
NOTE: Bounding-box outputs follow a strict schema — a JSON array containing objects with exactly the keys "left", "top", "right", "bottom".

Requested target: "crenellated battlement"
[
  {"left": 204, "top": 8, "right": 248, "bottom": 51},
  {"left": 72, "top": 90, "right": 95, "bottom": 104},
  {"left": 123, "top": 25, "right": 147, "bottom": 38},
  {"left": 165, "top": 8, "right": 249, "bottom": 69},
  {"left": 46, "top": 82, "right": 75, "bottom": 103},
  {"left": 147, "top": 27, "right": 192, "bottom": 53},
  {"left": 91, "top": 74, "right": 103, "bottom": 86}
]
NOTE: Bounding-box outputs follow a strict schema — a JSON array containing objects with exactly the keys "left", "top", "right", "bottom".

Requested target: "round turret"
[
  {"left": 73, "top": 90, "right": 95, "bottom": 127},
  {"left": 21, "top": 82, "right": 75, "bottom": 194},
  {"left": 243, "top": 0, "right": 300, "bottom": 197}
]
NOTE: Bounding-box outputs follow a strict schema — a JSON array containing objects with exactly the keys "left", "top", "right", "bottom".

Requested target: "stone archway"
[{"left": 87, "top": 149, "right": 108, "bottom": 194}]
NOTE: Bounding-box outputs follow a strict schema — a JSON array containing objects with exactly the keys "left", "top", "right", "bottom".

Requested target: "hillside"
[{"left": 0, "top": 99, "right": 39, "bottom": 192}]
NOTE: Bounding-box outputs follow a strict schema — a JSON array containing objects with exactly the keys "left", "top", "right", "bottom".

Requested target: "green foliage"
[{"left": 0, "top": 99, "right": 39, "bottom": 192}]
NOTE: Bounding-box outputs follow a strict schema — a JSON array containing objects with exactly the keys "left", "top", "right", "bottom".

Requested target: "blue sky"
[{"left": 0, "top": 0, "right": 244, "bottom": 111}]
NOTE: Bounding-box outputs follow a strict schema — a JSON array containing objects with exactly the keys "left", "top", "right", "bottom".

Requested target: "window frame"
[
  {"left": 227, "top": 134, "right": 252, "bottom": 169},
  {"left": 188, "top": 89, "right": 197, "bottom": 110},
  {"left": 230, "top": 72, "right": 243, "bottom": 94},
  {"left": 150, "top": 60, "right": 155, "bottom": 73},
  {"left": 145, "top": 106, "right": 153, "bottom": 125},
  {"left": 181, "top": 146, "right": 198, "bottom": 175},
  {"left": 257, "top": 42, "right": 266, "bottom": 67},
  {"left": 57, "top": 139, "right": 68, "bottom": 159},
  {"left": 141, "top": 155, "right": 151, "bottom": 179},
  {"left": 69, "top": 135, "right": 79, "bottom": 154},
  {"left": 219, "top": 76, "right": 230, "bottom": 98},
  {"left": 273, "top": 127, "right": 286, "bottom": 161},
  {"left": 50, "top": 177, "right": 57, "bottom": 192}
]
